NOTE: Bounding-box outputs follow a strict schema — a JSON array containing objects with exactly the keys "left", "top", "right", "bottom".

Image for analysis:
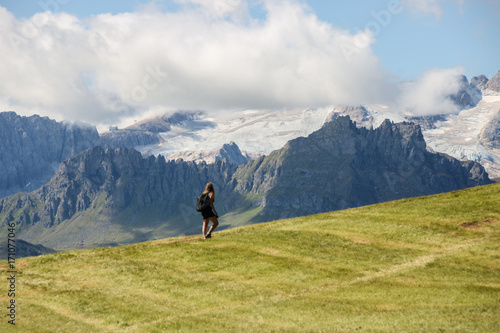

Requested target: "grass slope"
[{"left": 1, "top": 184, "right": 499, "bottom": 332}]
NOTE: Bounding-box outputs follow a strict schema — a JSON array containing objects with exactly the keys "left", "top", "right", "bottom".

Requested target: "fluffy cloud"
[
  {"left": 398, "top": 67, "right": 466, "bottom": 115},
  {"left": 0, "top": 0, "right": 397, "bottom": 127}
]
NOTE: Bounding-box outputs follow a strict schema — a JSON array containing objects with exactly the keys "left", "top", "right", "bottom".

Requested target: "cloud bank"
[
  {"left": 0, "top": 0, "right": 398, "bottom": 127},
  {"left": 0, "top": 0, "right": 472, "bottom": 127}
]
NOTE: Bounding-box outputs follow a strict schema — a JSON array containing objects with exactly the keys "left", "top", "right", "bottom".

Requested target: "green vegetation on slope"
[{"left": 1, "top": 184, "right": 499, "bottom": 332}]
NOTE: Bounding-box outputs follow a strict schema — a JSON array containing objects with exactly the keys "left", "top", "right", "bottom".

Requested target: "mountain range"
[
  {"left": 0, "top": 71, "right": 498, "bottom": 252},
  {"left": 133, "top": 71, "right": 500, "bottom": 179},
  {"left": 0, "top": 116, "right": 491, "bottom": 250}
]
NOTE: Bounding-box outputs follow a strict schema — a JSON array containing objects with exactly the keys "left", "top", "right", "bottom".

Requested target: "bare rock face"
[
  {"left": 449, "top": 75, "right": 482, "bottom": 109},
  {"left": 485, "top": 71, "right": 500, "bottom": 93},
  {"left": 100, "top": 130, "right": 161, "bottom": 149},
  {"left": 471, "top": 75, "right": 489, "bottom": 90},
  {"left": 484, "top": 71, "right": 500, "bottom": 93},
  {"left": 480, "top": 110, "right": 500, "bottom": 149},
  {"left": 0, "top": 112, "right": 100, "bottom": 198}
]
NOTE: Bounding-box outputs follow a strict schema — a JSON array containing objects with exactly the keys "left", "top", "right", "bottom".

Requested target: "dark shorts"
[{"left": 201, "top": 207, "right": 216, "bottom": 220}]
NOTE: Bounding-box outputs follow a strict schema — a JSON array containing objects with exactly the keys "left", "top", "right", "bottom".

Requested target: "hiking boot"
[{"left": 204, "top": 233, "right": 212, "bottom": 239}]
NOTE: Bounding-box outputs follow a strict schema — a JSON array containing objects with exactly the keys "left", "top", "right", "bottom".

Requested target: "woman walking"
[{"left": 199, "top": 182, "right": 219, "bottom": 239}]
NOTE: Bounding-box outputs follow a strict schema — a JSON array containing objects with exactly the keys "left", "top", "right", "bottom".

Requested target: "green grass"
[{"left": 1, "top": 184, "right": 500, "bottom": 332}]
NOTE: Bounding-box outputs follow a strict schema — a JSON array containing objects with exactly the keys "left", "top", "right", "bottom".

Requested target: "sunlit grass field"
[{"left": 1, "top": 183, "right": 499, "bottom": 332}]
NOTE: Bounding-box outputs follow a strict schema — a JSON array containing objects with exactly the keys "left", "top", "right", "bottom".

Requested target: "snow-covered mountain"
[
  {"left": 136, "top": 107, "right": 334, "bottom": 159},
  {"left": 133, "top": 73, "right": 500, "bottom": 178}
]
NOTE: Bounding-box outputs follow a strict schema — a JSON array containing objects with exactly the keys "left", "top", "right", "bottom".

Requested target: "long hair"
[{"left": 203, "top": 182, "right": 215, "bottom": 195}]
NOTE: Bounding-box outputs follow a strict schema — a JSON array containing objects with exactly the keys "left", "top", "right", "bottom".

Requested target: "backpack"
[{"left": 196, "top": 192, "right": 211, "bottom": 212}]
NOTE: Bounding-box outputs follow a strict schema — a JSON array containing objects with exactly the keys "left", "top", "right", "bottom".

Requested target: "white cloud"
[
  {"left": 398, "top": 67, "right": 466, "bottom": 115},
  {"left": 402, "top": 0, "right": 472, "bottom": 19},
  {"left": 402, "top": 0, "right": 443, "bottom": 19},
  {"left": 0, "top": 1, "right": 398, "bottom": 127}
]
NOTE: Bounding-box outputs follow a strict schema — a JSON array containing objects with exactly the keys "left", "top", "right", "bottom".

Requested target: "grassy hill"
[{"left": 1, "top": 183, "right": 499, "bottom": 332}]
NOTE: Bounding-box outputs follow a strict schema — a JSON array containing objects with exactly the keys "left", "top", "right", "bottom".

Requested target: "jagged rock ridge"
[
  {"left": 232, "top": 116, "right": 492, "bottom": 220},
  {"left": 0, "top": 146, "right": 237, "bottom": 249}
]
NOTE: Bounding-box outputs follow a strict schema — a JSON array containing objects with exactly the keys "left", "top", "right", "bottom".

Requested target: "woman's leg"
[
  {"left": 202, "top": 219, "right": 209, "bottom": 237},
  {"left": 206, "top": 216, "right": 219, "bottom": 235}
]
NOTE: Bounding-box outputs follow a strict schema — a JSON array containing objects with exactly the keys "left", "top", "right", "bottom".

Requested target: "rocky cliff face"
[
  {"left": 471, "top": 75, "right": 489, "bottom": 90},
  {"left": 485, "top": 71, "right": 500, "bottom": 93},
  {"left": 100, "top": 130, "right": 161, "bottom": 149},
  {"left": 449, "top": 75, "right": 482, "bottom": 109},
  {"left": 233, "top": 116, "right": 492, "bottom": 220},
  {"left": 0, "top": 112, "right": 100, "bottom": 198},
  {"left": 480, "top": 110, "right": 500, "bottom": 149}
]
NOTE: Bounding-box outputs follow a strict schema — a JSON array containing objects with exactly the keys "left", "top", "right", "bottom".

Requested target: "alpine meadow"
[{"left": 1, "top": 183, "right": 499, "bottom": 332}]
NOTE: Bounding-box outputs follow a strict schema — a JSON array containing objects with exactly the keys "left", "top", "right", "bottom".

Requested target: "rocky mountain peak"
[
  {"left": 485, "top": 70, "right": 500, "bottom": 93},
  {"left": 471, "top": 75, "right": 489, "bottom": 90},
  {"left": 449, "top": 75, "right": 482, "bottom": 109},
  {"left": 233, "top": 116, "right": 491, "bottom": 220}
]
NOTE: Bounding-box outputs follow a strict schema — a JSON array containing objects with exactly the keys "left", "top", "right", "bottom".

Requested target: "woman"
[{"left": 200, "top": 182, "right": 219, "bottom": 239}]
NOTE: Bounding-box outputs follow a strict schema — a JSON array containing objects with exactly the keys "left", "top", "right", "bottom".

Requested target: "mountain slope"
[
  {"left": 1, "top": 183, "right": 499, "bottom": 332},
  {"left": 485, "top": 70, "right": 500, "bottom": 93},
  {"left": 0, "top": 239, "right": 56, "bottom": 258},
  {"left": 0, "top": 112, "right": 100, "bottom": 198}
]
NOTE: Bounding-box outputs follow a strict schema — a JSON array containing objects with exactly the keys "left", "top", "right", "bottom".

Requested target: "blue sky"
[
  {"left": 2, "top": 0, "right": 498, "bottom": 80},
  {"left": 0, "top": 0, "right": 498, "bottom": 125}
]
